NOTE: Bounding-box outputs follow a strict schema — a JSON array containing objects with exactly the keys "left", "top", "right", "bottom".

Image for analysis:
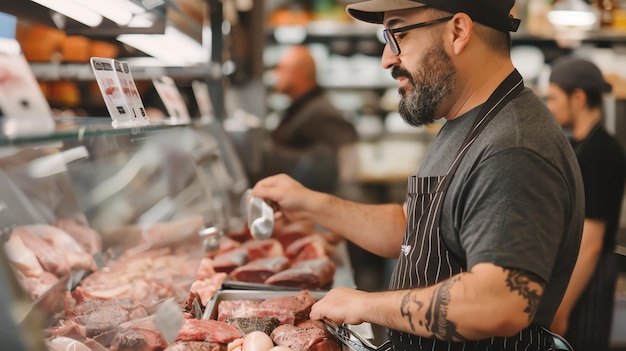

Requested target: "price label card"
[
  {"left": 91, "top": 57, "right": 149, "bottom": 128},
  {"left": 120, "top": 61, "right": 149, "bottom": 125},
  {"left": 191, "top": 80, "right": 214, "bottom": 121},
  {"left": 0, "top": 38, "right": 55, "bottom": 138},
  {"left": 153, "top": 75, "right": 190, "bottom": 124}
]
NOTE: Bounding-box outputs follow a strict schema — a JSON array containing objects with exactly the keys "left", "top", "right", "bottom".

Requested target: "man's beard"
[{"left": 394, "top": 40, "right": 456, "bottom": 127}]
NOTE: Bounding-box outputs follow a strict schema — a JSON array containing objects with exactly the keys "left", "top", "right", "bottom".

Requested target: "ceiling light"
[
  {"left": 71, "top": 0, "right": 145, "bottom": 26},
  {"left": 117, "top": 25, "right": 209, "bottom": 66},
  {"left": 30, "top": 0, "right": 103, "bottom": 27},
  {"left": 548, "top": 0, "right": 597, "bottom": 29}
]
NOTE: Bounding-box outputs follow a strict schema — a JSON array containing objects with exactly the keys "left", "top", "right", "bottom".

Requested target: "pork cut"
[
  {"left": 54, "top": 218, "right": 102, "bottom": 255},
  {"left": 12, "top": 226, "right": 71, "bottom": 277},
  {"left": 284, "top": 235, "right": 327, "bottom": 263},
  {"left": 270, "top": 320, "right": 340, "bottom": 351},
  {"left": 217, "top": 300, "right": 262, "bottom": 321},
  {"left": 213, "top": 248, "right": 249, "bottom": 274},
  {"left": 255, "top": 291, "right": 317, "bottom": 325},
  {"left": 264, "top": 258, "right": 336, "bottom": 290},
  {"left": 241, "top": 238, "right": 284, "bottom": 261},
  {"left": 176, "top": 319, "right": 242, "bottom": 343},
  {"left": 229, "top": 256, "right": 290, "bottom": 284},
  {"left": 109, "top": 315, "right": 167, "bottom": 351}
]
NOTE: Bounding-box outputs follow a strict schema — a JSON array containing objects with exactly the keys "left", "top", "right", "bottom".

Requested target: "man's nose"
[{"left": 381, "top": 45, "right": 400, "bottom": 70}]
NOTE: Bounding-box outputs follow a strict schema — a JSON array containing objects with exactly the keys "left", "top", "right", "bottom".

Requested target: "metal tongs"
[{"left": 322, "top": 318, "right": 393, "bottom": 351}]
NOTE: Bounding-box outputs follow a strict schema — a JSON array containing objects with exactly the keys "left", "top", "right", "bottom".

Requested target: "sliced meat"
[
  {"left": 230, "top": 257, "right": 290, "bottom": 284},
  {"left": 54, "top": 218, "right": 102, "bottom": 255},
  {"left": 110, "top": 316, "right": 167, "bottom": 351},
  {"left": 213, "top": 248, "right": 249, "bottom": 274},
  {"left": 4, "top": 232, "right": 44, "bottom": 278},
  {"left": 23, "top": 224, "right": 96, "bottom": 271},
  {"left": 176, "top": 319, "right": 242, "bottom": 343},
  {"left": 12, "top": 226, "right": 71, "bottom": 277},
  {"left": 284, "top": 236, "right": 326, "bottom": 263},
  {"left": 241, "top": 239, "right": 284, "bottom": 261},
  {"left": 255, "top": 291, "right": 317, "bottom": 325},
  {"left": 217, "top": 300, "right": 262, "bottom": 321},
  {"left": 264, "top": 258, "right": 336, "bottom": 290},
  {"left": 16, "top": 270, "right": 59, "bottom": 300},
  {"left": 271, "top": 320, "right": 339, "bottom": 351}
]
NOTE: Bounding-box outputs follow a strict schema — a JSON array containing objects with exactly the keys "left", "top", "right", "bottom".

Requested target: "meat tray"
[{"left": 202, "top": 289, "right": 327, "bottom": 321}]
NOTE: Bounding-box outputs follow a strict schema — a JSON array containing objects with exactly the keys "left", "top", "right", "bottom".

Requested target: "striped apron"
[{"left": 387, "top": 70, "right": 556, "bottom": 350}]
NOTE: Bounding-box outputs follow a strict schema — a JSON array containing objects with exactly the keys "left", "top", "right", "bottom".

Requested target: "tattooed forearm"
[
  {"left": 400, "top": 291, "right": 423, "bottom": 331},
  {"left": 423, "top": 275, "right": 468, "bottom": 341},
  {"left": 504, "top": 268, "right": 544, "bottom": 321}
]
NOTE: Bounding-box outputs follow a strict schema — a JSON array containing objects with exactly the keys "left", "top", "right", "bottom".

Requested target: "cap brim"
[{"left": 346, "top": 0, "right": 426, "bottom": 24}]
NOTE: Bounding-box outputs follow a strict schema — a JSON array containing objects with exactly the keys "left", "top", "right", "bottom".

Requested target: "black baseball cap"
[
  {"left": 550, "top": 57, "right": 612, "bottom": 93},
  {"left": 346, "top": 0, "right": 521, "bottom": 32}
]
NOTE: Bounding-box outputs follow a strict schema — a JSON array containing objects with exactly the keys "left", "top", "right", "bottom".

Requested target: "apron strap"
[
  {"left": 437, "top": 69, "right": 525, "bottom": 193},
  {"left": 437, "top": 69, "right": 525, "bottom": 266}
]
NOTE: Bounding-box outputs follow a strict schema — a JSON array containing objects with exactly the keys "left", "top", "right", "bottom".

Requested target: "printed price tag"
[
  {"left": 0, "top": 38, "right": 55, "bottom": 138},
  {"left": 90, "top": 57, "right": 149, "bottom": 128},
  {"left": 153, "top": 75, "right": 190, "bottom": 124}
]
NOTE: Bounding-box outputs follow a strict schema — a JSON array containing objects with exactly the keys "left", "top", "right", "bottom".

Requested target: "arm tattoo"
[
  {"left": 400, "top": 276, "right": 468, "bottom": 342},
  {"left": 504, "top": 268, "right": 544, "bottom": 321},
  {"left": 400, "top": 291, "right": 423, "bottom": 331}
]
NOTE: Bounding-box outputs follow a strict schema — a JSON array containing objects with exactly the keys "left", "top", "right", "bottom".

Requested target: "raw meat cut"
[
  {"left": 176, "top": 319, "right": 242, "bottom": 343},
  {"left": 255, "top": 291, "right": 317, "bottom": 325},
  {"left": 225, "top": 317, "right": 279, "bottom": 335},
  {"left": 213, "top": 248, "right": 249, "bottom": 274},
  {"left": 230, "top": 257, "right": 290, "bottom": 284},
  {"left": 217, "top": 300, "right": 262, "bottom": 321},
  {"left": 54, "top": 218, "right": 102, "bottom": 255},
  {"left": 12, "top": 226, "right": 71, "bottom": 277},
  {"left": 284, "top": 236, "right": 327, "bottom": 263},
  {"left": 264, "top": 258, "right": 335, "bottom": 290},
  {"left": 109, "top": 315, "right": 167, "bottom": 351},
  {"left": 22, "top": 224, "right": 96, "bottom": 271},
  {"left": 270, "top": 320, "right": 340, "bottom": 351},
  {"left": 241, "top": 239, "right": 284, "bottom": 261},
  {"left": 4, "top": 232, "right": 44, "bottom": 277}
]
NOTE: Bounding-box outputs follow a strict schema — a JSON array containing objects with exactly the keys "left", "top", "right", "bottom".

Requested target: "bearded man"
[{"left": 252, "top": 1, "right": 585, "bottom": 350}]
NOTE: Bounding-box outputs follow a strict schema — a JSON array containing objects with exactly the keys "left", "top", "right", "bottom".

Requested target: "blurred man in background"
[
  {"left": 262, "top": 45, "right": 359, "bottom": 195},
  {"left": 547, "top": 57, "right": 626, "bottom": 351}
]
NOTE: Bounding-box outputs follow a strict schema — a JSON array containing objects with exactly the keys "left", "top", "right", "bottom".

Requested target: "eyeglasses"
[{"left": 383, "top": 16, "right": 454, "bottom": 56}]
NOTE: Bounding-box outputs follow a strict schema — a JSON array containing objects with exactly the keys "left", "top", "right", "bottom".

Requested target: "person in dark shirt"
[
  {"left": 547, "top": 57, "right": 626, "bottom": 351},
  {"left": 262, "top": 45, "right": 358, "bottom": 194}
]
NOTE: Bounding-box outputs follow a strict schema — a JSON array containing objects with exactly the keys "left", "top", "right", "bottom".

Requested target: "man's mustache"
[{"left": 391, "top": 66, "right": 412, "bottom": 81}]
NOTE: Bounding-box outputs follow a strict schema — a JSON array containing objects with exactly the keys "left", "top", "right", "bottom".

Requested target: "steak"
[
  {"left": 271, "top": 320, "right": 340, "bottom": 351},
  {"left": 229, "top": 256, "right": 290, "bottom": 284},
  {"left": 264, "top": 258, "right": 336, "bottom": 290},
  {"left": 225, "top": 317, "right": 279, "bottom": 335},
  {"left": 176, "top": 319, "right": 242, "bottom": 343}
]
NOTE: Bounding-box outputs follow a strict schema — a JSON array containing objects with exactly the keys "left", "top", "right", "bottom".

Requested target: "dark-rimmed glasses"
[{"left": 383, "top": 16, "right": 454, "bottom": 55}]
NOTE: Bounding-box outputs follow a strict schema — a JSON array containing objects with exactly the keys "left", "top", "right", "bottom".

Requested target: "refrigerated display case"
[{"left": 0, "top": 118, "right": 357, "bottom": 350}]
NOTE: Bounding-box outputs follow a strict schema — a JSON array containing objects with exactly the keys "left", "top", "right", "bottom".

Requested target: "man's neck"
[
  {"left": 572, "top": 108, "right": 602, "bottom": 141},
  {"left": 444, "top": 60, "right": 516, "bottom": 121}
]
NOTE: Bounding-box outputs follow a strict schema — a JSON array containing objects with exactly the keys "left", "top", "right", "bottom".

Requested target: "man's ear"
[
  {"left": 449, "top": 13, "right": 472, "bottom": 55},
  {"left": 570, "top": 88, "right": 587, "bottom": 108}
]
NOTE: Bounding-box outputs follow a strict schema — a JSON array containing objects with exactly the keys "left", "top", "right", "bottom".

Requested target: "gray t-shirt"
[{"left": 417, "top": 88, "right": 584, "bottom": 326}]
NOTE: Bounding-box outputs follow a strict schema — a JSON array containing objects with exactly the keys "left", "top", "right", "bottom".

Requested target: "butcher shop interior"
[{"left": 1, "top": 0, "right": 626, "bottom": 350}]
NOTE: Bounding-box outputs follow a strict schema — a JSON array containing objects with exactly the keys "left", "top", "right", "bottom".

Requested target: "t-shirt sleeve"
[{"left": 457, "top": 149, "right": 569, "bottom": 282}]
